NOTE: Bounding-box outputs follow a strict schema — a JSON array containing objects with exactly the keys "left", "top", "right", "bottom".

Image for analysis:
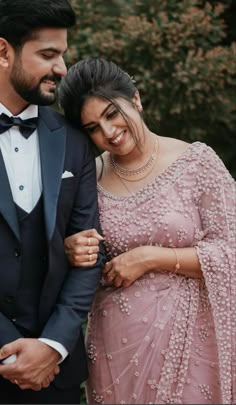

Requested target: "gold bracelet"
[{"left": 172, "top": 248, "right": 180, "bottom": 273}]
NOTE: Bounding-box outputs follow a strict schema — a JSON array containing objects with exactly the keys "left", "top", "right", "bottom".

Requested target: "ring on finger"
[{"left": 88, "top": 238, "right": 91, "bottom": 246}]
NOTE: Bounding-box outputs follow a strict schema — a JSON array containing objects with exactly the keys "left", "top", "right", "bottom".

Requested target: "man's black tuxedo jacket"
[{"left": 0, "top": 106, "right": 104, "bottom": 388}]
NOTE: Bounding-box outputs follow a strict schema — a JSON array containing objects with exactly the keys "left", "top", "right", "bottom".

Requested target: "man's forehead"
[{"left": 24, "top": 28, "right": 68, "bottom": 51}]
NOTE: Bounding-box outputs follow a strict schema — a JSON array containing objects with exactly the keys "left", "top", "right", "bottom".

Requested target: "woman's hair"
[
  {"left": 59, "top": 58, "right": 141, "bottom": 144},
  {"left": 0, "top": 0, "right": 76, "bottom": 50}
]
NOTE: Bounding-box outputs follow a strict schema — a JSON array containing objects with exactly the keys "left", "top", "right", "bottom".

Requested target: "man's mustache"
[{"left": 40, "top": 75, "right": 61, "bottom": 84}]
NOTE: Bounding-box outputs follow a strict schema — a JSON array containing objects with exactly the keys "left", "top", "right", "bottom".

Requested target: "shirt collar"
[{"left": 0, "top": 103, "right": 38, "bottom": 119}]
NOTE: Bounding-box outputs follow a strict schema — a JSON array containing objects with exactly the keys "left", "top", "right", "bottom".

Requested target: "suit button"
[
  {"left": 4, "top": 295, "right": 15, "bottom": 304},
  {"left": 14, "top": 248, "right": 21, "bottom": 257}
]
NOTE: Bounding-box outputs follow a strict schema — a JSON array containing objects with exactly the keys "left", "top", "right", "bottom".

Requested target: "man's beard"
[{"left": 10, "top": 60, "right": 60, "bottom": 106}]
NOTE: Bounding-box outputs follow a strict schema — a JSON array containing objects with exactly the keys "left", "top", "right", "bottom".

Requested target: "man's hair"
[{"left": 0, "top": 0, "right": 76, "bottom": 49}]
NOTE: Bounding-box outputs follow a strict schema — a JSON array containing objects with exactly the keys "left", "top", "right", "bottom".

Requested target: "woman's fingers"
[
  {"left": 68, "top": 252, "right": 98, "bottom": 267},
  {"left": 82, "top": 228, "right": 104, "bottom": 241},
  {"left": 66, "top": 229, "right": 103, "bottom": 246},
  {"left": 65, "top": 238, "right": 100, "bottom": 255},
  {"left": 65, "top": 229, "right": 103, "bottom": 267},
  {"left": 113, "top": 277, "right": 123, "bottom": 288},
  {"left": 103, "top": 261, "right": 112, "bottom": 274},
  {"left": 65, "top": 232, "right": 102, "bottom": 252},
  {"left": 75, "top": 245, "right": 99, "bottom": 260}
]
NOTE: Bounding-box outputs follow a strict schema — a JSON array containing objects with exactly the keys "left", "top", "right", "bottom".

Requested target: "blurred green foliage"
[{"left": 67, "top": 0, "right": 236, "bottom": 177}]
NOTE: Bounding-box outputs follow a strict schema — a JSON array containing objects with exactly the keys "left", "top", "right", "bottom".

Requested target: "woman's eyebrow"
[{"left": 82, "top": 103, "right": 113, "bottom": 127}]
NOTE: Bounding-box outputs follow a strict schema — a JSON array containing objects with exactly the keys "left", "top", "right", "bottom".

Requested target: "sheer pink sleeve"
[{"left": 195, "top": 145, "right": 236, "bottom": 403}]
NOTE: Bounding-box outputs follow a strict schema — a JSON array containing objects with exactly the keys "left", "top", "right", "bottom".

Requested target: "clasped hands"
[
  {"left": 0, "top": 338, "right": 60, "bottom": 391},
  {"left": 65, "top": 230, "right": 149, "bottom": 288}
]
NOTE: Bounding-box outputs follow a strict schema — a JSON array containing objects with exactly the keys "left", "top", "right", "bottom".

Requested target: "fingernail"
[{"left": 96, "top": 234, "right": 104, "bottom": 240}]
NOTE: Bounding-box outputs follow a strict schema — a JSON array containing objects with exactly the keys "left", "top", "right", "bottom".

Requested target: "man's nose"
[{"left": 53, "top": 56, "right": 67, "bottom": 77}]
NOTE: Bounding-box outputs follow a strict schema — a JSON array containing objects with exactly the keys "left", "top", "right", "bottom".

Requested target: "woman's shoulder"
[
  {"left": 157, "top": 136, "right": 192, "bottom": 172},
  {"left": 159, "top": 137, "right": 216, "bottom": 163},
  {"left": 157, "top": 137, "right": 231, "bottom": 178},
  {"left": 95, "top": 151, "right": 110, "bottom": 181},
  {"left": 159, "top": 136, "right": 190, "bottom": 155},
  {"left": 162, "top": 138, "right": 234, "bottom": 183}
]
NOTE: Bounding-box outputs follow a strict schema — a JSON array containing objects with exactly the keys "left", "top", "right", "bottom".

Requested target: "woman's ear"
[{"left": 132, "top": 90, "right": 143, "bottom": 112}]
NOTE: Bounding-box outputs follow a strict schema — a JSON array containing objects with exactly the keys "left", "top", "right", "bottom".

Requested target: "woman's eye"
[
  {"left": 107, "top": 109, "right": 118, "bottom": 119},
  {"left": 85, "top": 125, "right": 98, "bottom": 135}
]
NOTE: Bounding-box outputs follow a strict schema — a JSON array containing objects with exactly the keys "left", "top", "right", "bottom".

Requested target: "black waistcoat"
[{"left": 14, "top": 196, "right": 48, "bottom": 335}]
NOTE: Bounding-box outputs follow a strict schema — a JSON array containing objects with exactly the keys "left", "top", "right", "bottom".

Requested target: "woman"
[{"left": 58, "top": 58, "right": 236, "bottom": 404}]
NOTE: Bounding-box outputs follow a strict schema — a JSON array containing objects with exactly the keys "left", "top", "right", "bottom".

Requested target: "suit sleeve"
[
  {"left": 0, "top": 313, "right": 22, "bottom": 347},
  {"left": 40, "top": 136, "right": 106, "bottom": 352}
]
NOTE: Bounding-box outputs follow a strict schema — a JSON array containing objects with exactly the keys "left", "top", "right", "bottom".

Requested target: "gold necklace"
[
  {"left": 114, "top": 172, "right": 133, "bottom": 194},
  {"left": 111, "top": 154, "right": 156, "bottom": 194},
  {"left": 109, "top": 136, "right": 159, "bottom": 182},
  {"left": 110, "top": 137, "right": 158, "bottom": 177}
]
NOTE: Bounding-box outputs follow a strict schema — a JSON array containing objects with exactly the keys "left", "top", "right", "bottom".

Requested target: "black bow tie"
[{"left": 0, "top": 113, "right": 38, "bottom": 139}]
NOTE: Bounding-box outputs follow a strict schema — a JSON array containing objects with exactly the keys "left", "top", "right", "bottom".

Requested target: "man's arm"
[
  {"left": 41, "top": 136, "right": 105, "bottom": 351},
  {"left": 0, "top": 134, "right": 105, "bottom": 388}
]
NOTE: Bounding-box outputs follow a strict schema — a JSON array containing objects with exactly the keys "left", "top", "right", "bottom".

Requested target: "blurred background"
[{"left": 64, "top": 0, "right": 236, "bottom": 178}]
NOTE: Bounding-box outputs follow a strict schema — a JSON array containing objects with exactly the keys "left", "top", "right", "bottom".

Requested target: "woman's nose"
[{"left": 101, "top": 121, "right": 116, "bottom": 138}]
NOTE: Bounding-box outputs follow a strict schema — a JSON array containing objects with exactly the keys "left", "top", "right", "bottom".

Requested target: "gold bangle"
[{"left": 172, "top": 248, "right": 180, "bottom": 273}]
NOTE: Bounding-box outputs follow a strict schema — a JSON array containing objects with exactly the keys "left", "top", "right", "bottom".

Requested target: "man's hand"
[{"left": 0, "top": 338, "right": 60, "bottom": 390}]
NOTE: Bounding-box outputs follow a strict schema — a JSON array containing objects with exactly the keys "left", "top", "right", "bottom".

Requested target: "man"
[{"left": 0, "top": 0, "right": 104, "bottom": 403}]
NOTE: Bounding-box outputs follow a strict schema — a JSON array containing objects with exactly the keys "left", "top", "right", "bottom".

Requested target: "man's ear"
[
  {"left": 0, "top": 38, "right": 11, "bottom": 68},
  {"left": 132, "top": 90, "right": 143, "bottom": 113}
]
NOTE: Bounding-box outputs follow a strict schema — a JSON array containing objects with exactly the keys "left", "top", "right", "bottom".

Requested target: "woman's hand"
[
  {"left": 103, "top": 245, "right": 202, "bottom": 288},
  {"left": 65, "top": 229, "right": 103, "bottom": 267},
  {"left": 103, "top": 247, "right": 151, "bottom": 288}
]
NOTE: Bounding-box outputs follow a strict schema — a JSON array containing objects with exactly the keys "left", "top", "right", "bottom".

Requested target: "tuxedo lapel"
[
  {"left": 0, "top": 150, "right": 20, "bottom": 240},
  {"left": 38, "top": 108, "right": 66, "bottom": 242}
]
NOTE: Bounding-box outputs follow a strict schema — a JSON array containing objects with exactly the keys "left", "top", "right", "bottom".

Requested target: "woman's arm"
[
  {"left": 65, "top": 231, "right": 202, "bottom": 287},
  {"left": 103, "top": 245, "right": 202, "bottom": 288}
]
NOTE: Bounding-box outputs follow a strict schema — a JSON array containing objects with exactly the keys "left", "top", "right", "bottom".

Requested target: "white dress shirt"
[
  {"left": 0, "top": 103, "right": 68, "bottom": 363},
  {"left": 0, "top": 103, "right": 42, "bottom": 212}
]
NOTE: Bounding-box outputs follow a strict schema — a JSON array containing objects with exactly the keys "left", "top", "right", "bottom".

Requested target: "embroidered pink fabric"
[{"left": 85, "top": 142, "right": 236, "bottom": 404}]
